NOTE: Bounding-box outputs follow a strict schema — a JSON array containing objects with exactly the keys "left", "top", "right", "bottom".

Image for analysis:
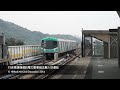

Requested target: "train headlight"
[{"left": 54, "top": 48, "right": 58, "bottom": 51}]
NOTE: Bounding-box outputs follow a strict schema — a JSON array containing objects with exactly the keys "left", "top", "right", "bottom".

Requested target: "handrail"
[
  {"left": 0, "top": 59, "right": 9, "bottom": 64},
  {"left": 85, "top": 49, "right": 91, "bottom": 56}
]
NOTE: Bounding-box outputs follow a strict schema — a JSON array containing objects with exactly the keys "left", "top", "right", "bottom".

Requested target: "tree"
[
  {"left": 16, "top": 39, "right": 24, "bottom": 45},
  {"left": 5, "top": 37, "right": 24, "bottom": 46},
  {"left": 5, "top": 37, "right": 16, "bottom": 46}
]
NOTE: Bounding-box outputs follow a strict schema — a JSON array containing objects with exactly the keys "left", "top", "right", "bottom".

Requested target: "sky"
[{"left": 0, "top": 11, "right": 120, "bottom": 37}]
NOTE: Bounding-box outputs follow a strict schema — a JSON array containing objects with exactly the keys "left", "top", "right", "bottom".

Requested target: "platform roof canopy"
[{"left": 82, "top": 30, "right": 117, "bottom": 42}]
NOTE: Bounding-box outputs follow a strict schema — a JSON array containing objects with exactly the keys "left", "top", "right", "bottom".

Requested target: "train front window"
[
  {"left": 45, "top": 41, "right": 57, "bottom": 49},
  {"left": 41, "top": 40, "right": 45, "bottom": 47}
]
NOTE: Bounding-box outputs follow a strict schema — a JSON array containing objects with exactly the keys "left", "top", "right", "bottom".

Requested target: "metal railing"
[{"left": 8, "top": 45, "right": 41, "bottom": 60}]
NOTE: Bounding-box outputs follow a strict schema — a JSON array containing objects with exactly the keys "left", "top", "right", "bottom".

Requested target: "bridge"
[{"left": 0, "top": 11, "right": 120, "bottom": 79}]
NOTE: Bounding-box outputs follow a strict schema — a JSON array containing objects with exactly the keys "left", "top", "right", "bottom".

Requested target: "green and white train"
[{"left": 41, "top": 37, "right": 78, "bottom": 60}]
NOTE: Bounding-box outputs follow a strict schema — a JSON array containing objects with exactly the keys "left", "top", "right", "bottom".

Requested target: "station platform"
[
  {"left": 85, "top": 57, "right": 120, "bottom": 79},
  {"left": 50, "top": 56, "right": 120, "bottom": 79},
  {"left": 50, "top": 56, "right": 90, "bottom": 79}
]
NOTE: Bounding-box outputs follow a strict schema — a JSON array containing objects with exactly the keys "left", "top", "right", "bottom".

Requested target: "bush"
[{"left": 5, "top": 37, "right": 24, "bottom": 46}]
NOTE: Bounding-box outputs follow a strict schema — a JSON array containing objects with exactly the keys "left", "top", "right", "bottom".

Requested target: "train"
[
  {"left": 4, "top": 37, "right": 79, "bottom": 61},
  {"left": 41, "top": 37, "right": 79, "bottom": 60}
]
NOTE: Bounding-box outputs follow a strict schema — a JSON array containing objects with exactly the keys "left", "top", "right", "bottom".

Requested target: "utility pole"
[
  {"left": 41, "top": 41, "right": 46, "bottom": 65},
  {"left": 1, "top": 33, "right": 5, "bottom": 59},
  {"left": 81, "top": 28, "right": 84, "bottom": 57}
]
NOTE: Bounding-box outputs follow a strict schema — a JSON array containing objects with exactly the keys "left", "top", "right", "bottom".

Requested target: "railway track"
[
  {"left": 0, "top": 56, "right": 43, "bottom": 79},
  {"left": 11, "top": 54, "right": 78, "bottom": 79},
  {"left": 34, "top": 53, "right": 80, "bottom": 79},
  {"left": 0, "top": 52, "right": 80, "bottom": 79}
]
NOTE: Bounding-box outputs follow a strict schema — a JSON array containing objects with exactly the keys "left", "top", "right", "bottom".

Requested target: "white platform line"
[
  {"left": 97, "top": 65, "right": 103, "bottom": 67},
  {"left": 97, "top": 61, "right": 101, "bottom": 62},
  {"left": 98, "top": 71, "right": 104, "bottom": 73}
]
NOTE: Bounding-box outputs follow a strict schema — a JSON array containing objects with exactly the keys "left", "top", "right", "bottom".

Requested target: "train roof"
[
  {"left": 41, "top": 37, "right": 76, "bottom": 42},
  {"left": 58, "top": 38, "right": 76, "bottom": 42},
  {"left": 41, "top": 37, "right": 58, "bottom": 41}
]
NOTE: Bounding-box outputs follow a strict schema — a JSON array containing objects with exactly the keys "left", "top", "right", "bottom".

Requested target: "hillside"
[
  {"left": 49, "top": 34, "right": 81, "bottom": 42},
  {"left": 0, "top": 19, "right": 81, "bottom": 45}
]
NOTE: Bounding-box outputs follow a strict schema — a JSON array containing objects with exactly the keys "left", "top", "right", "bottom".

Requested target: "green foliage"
[
  {"left": 5, "top": 37, "right": 15, "bottom": 46},
  {"left": 16, "top": 39, "right": 24, "bottom": 45},
  {"left": 0, "top": 19, "right": 81, "bottom": 45},
  {"left": 5, "top": 37, "right": 24, "bottom": 46}
]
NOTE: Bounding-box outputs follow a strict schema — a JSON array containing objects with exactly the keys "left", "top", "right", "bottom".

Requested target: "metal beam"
[
  {"left": 82, "top": 29, "right": 84, "bottom": 57},
  {"left": 116, "top": 11, "right": 120, "bottom": 67},
  {"left": 91, "top": 36, "right": 93, "bottom": 56},
  {"left": 108, "top": 35, "right": 110, "bottom": 59},
  {"left": 117, "top": 11, "right": 120, "bottom": 18},
  {"left": 83, "top": 34, "right": 85, "bottom": 57},
  {"left": 118, "top": 27, "right": 120, "bottom": 67}
]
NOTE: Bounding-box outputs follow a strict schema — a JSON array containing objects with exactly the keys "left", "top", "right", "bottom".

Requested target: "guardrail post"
[{"left": 54, "top": 53, "right": 58, "bottom": 61}]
